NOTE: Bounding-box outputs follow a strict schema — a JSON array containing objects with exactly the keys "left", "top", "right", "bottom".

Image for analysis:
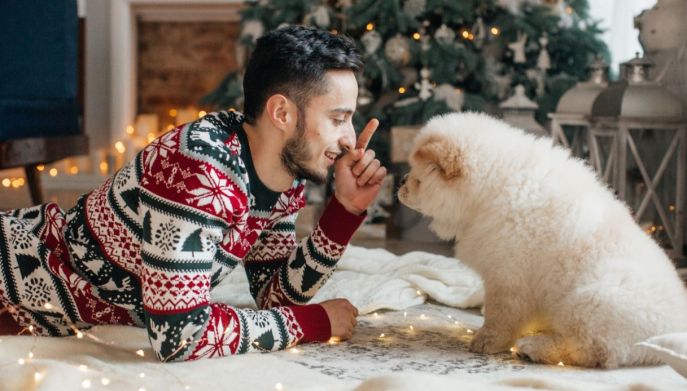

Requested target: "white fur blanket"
[
  {"left": 0, "top": 246, "right": 683, "bottom": 391},
  {"left": 212, "top": 245, "right": 485, "bottom": 313}
]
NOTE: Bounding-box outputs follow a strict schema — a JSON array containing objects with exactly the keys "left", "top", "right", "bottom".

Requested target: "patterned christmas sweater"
[{"left": 0, "top": 110, "right": 365, "bottom": 362}]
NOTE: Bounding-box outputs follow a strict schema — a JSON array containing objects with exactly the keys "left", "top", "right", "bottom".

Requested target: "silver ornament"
[
  {"left": 434, "top": 24, "right": 456, "bottom": 45},
  {"left": 361, "top": 30, "right": 383, "bottom": 55},
  {"left": 403, "top": 0, "right": 426, "bottom": 18},
  {"left": 384, "top": 34, "right": 411, "bottom": 66}
]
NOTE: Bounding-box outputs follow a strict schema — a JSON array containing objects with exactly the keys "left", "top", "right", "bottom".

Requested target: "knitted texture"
[{"left": 0, "top": 110, "right": 365, "bottom": 361}]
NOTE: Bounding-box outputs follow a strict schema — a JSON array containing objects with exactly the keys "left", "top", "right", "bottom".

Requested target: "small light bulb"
[
  {"left": 275, "top": 383, "right": 284, "bottom": 390},
  {"left": 77, "top": 331, "right": 84, "bottom": 339},
  {"left": 198, "top": 111, "right": 207, "bottom": 118},
  {"left": 139, "top": 372, "right": 145, "bottom": 378},
  {"left": 101, "top": 377, "right": 111, "bottom": 386},
  {"left": 136, "top": 349, "right": 145, "bottom": 357},
  {"left": 412, "top": 32, "right": 421, "bottom": 40},
  {"left": 36, "top": 164, "right": 45, "bottom": 171},
  {"left": 557, "top": 361, "right": 565, "bottom": 366},
  {"left": 34, "top": 372, "right": 44, "bottom": 382},
  {"left": 82, "top": 379, "right": 91, "bottom": 389},
  {"left": 79, "top": 365, "right": 88, "bottom": 371},
  {"left": 379, "top": 333, "right": 385, "bottom": 338},
  {"left": 409, "top": 325, "right": 414, "bottom": 331},
  {"left": 366, "top": 23, "right": 374, "bottom": 31},
  {"left": 18, "top": 358, "right": 25, "bottom": 365},
  {"left": 126, "top": 125, "right": 135, "bottom": 135},
  {"left": 490, "top": 27, "right": 500, "bottom": 36},
  {"left": 49, "top": 168, "right": 58, "bottom": 177}
]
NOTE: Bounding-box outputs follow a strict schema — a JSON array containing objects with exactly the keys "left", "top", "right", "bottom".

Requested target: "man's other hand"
[{"left": 320, "top": 298, "right": 358, "bottom": 341}]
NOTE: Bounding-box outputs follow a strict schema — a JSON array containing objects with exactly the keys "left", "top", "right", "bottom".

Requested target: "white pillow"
[{"left": 637, "top": 332, "right": 687, "bottom": 379}]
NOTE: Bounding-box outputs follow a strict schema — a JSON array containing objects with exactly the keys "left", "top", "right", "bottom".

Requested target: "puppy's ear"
[{"left": 413, "top": 136, "right": 463, "bottom": 180}]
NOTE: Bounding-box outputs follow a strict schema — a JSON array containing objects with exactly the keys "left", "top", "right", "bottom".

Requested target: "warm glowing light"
[
  {"left": 99, "top": 161, "right": 109, "bottom": 175},
  {"left": 114, "top": 141, "right": 126, "bottom": 154},
  {"left": 490, "top": 27, "right": 500, "bottom": 36},
  {"left": 510, "top": 347, "right": 517, "bottom": 353},
  {"left": 139, "top": 373, "right": 145, "bottom": 378},
  {"left": 79, "top": 365, "right": 88, "bottom": 371},
  {"left": 198, "top": 110, "right": 207, "bottom": 118},
  {"left": 330, "top": 29, "right": 338, "bottom": 35},
  {"left": 147, "top": 132, "right": 156, "bottom": 143},
  {"left": 557, "top": 361, "right": 565, "bottom": 366},
  {"left": 169, "top": 108, "right": 178, "bottom": 117},
  {"left": 290, "top": 348, "right": 300, "bottom": 354},
  {"left": 467, "top": 33, "right": 474, "bottom": 40},
  {"left": 11, "top": 179, "right": 21, "bottom": 188},
  {"left": 167, "top": 124, "right": 175, "bottom": 131},
  {"left": 82, "top": 379, "right": 91, "bottom": 389},
  {"left": 669, "top": 205, "right": 676, "bottom": 212},
  {"left": 34, "top": 372, "right": 44, "bottom": 382},
  {"left": 126, "top": 125, "right": 135, "bottom": 136},
  {"left": 275, "top": 383, "right": 284, "bottom": 390},
  {"left": 18, "top": 358, "right": 25, "bottom": 365},
  {"left": 467, "top": 329, "right": 474, "bottom": 334},
  {"left": 366, "top": 23, "right": 374, "bottom": 31},
  {"left": 565, "top": 6, "right": 573, "bottom": 14},
  {"left": 328, "top": 337, "right": 340, "bottom": 344},
  {"left": 409, "top": 325, "right": 414, "bottom": 330},
  {"left": 2, "top": 178, "right": 10, "bottom": 187},
  {"left": 416, "top": 290, "right": 422, "bottom": 295},
  {"left": 379, "top": 333, "right": 385, "bottom": 338},
  {"left": 412, "top": 32, "right": 421, "bottom": 40},
  {"left": 28, "top": 352, "right": 34, "bottom": 359},
  {"left": 76, "top": 331, "right": 84, "bottom": 339},
  {"left": 398, "top": 87, "right": 406, "bottom": 94},
  {"left": 461, "top": 30, "right": 470, "bottom": 39},
  {"left": 101, "top": 378, "right": 111, "bottom": 386},
  {"left": 49, "top": 168, "right": 58, "bottom": 177},
  {"left": 69, "top": 166, "right": 79, "bottom": 175},
  {"left": 36, "top": 165, "right": 45, "bottom": 171},
  {"left": 136, "top": 349, "right": 145, "bottom": 357},
  {"left": 373, "top": 312, "right": 379, "bottom": 317}
]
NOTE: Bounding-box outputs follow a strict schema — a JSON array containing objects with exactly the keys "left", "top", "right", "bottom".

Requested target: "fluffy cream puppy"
[{"left": 398, "top": 112, "right": 687, "bottom": 368}]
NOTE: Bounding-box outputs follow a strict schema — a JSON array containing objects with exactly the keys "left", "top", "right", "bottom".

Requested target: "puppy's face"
[{"left": 398, "top": 133, "right": 467, "bottom": 220}]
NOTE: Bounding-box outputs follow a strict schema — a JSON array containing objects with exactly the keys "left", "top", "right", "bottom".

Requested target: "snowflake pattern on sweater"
[{"left": 0, "top": 110, "right": 365, "bottom": 362}]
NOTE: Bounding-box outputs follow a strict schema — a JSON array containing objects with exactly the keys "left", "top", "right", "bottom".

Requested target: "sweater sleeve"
[
  {"left": 243, "top": 195, "right": 366, "bottom": 310},
  {"left": 138, "top": 127, "right": 332, "bottom": 362}
]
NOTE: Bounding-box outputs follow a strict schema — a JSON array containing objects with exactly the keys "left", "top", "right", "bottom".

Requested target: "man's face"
[{"left": 281, "top": 70, "right": 358, "bottom": 184}]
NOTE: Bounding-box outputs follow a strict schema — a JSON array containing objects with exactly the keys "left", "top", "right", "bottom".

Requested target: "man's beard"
[{"left": 280, "top": 117, "right": 328, "bottom": 185}]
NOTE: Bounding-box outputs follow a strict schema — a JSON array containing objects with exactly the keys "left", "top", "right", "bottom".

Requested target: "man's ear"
[
  {"left": 412, "top": 136, "right": 464, "bottom": 180},
  {"left": 264, "top": 94, "right": 298, "bottom": 135}
]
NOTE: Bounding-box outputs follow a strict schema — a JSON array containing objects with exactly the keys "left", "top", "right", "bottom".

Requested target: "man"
[{"left": 0, "top": 25, "right": 386, "bottom": 362}]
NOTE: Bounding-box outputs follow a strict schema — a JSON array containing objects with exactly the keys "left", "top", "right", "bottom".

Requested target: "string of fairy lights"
[{"left": 2, "top": 285, "right": 577, "bottom": 389}]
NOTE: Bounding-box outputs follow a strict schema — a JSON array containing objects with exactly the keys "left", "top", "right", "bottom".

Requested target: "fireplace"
[{"left": 110, "top": 0, "right": 244, "bottom": 147}]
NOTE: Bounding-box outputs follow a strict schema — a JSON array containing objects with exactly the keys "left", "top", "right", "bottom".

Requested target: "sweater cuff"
[
  {"left": 317, "top": 196, "right": 367, "bottom": 245},
  {"left": 288, "top": 304, "right": 331, "bottom": 343}
]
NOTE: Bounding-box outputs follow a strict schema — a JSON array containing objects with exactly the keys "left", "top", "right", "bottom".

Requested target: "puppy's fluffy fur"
[{"left": 398, "top": 112, "right": 687, "bottom": 368}]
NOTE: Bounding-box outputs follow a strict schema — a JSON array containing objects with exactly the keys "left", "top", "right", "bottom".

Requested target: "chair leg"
[{"left": 24, "top": 165, "right": 43, "bottom": 205}]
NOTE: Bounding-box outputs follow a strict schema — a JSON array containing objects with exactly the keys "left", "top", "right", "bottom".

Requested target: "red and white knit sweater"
[{"left": 0, "top": 110, "right": 365, "bottom": 362}]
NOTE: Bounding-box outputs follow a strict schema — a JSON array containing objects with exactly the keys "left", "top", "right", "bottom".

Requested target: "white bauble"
[
  {"left": 434, "top": 84, "right": 464, "bottom": 111},
  {"left": 361, "top": 30, "right": 383, "bottom": 55},
  {"left": 434, "top": 24, "right": 456, "bottom": 45},
  {"left": 384, "top": 34, "right": 411, "bottom": 66},
  {"left": 403, "top": 0, "right": 426, "bottom": 18}
]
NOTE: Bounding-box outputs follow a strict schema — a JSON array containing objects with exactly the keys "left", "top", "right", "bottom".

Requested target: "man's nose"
[{"left": 340, "top": 126, "right": 356, "bottom": 152}]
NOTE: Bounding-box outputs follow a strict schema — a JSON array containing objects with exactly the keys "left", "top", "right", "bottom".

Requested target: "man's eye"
[{"left": 333, "top": 119, "right": 345, "bottom": 126}]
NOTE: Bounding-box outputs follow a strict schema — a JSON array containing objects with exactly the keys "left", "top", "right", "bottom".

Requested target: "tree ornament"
[
  {"left": 434, "top": 24, "right": 456, "bottom": 45},
  {"left": 361, "top": 30, "right": 383, "bottom": 55},
  {"left": 526, "top": 68, "right": 546, "bottom": 97},
  {"left": 434, "top": 84, "right": 465, "bottom": 111},
  {"left": 471, "top": 17, "right": 487, "bottom": 48},
  {"left": 303, "top": 5, "right": 331, "bottom": 28},
  {"left": 357, "top": 74, "right": 374, "bottom": 110},
  {"left": 537, "top": 34, "right": 551, "bottom": 71},
  {"left": 415, "top": 68, "right": 433, "bottom": 101},
  {"left": 508, "top": 31, "right": 528, "bottom": 63},
  {"left": 403, "top": 0, "right": 426, "bottom": 18},
  {"left": 384, "top": 34, "right": 411, "bottom": 66},
  {"left": 400, "top": 66, "right": 419, "bottom": 86}
]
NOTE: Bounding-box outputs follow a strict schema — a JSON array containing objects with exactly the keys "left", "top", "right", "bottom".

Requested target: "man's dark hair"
[{"left": 242, "top": 25, "right": 363, "bottom": 125}]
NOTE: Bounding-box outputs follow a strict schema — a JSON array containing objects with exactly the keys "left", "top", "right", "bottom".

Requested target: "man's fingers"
[{"left": 355, "top": 118, "right": 379, "bottom": 150}]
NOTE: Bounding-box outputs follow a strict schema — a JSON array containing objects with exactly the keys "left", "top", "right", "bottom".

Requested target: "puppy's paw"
[
  {"left": 514, "top": 335, "right": 558, "bottom": 364},
  {"left": 469, "top": 329, "right": 510, "bottom": 354}
]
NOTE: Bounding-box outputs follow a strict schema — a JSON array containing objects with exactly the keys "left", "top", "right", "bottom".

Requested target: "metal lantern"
[
  {"left": 499, "top": 84, "right": 548, "bottom": 137},
  {"left": 590, "top": 54, "right": 686, "bottom": 261},
  {"left": 549, "top": 59, "right": 610, "bottom": 175}
]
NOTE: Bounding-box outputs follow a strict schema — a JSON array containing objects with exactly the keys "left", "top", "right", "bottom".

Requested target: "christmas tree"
[{"left": 202, "top": 0, "right": 608, "bottom": 163}]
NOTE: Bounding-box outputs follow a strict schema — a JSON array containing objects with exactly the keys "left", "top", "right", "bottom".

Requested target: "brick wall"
[{"left": 137, "top": 21, "right": 241, "bottom": 128}]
